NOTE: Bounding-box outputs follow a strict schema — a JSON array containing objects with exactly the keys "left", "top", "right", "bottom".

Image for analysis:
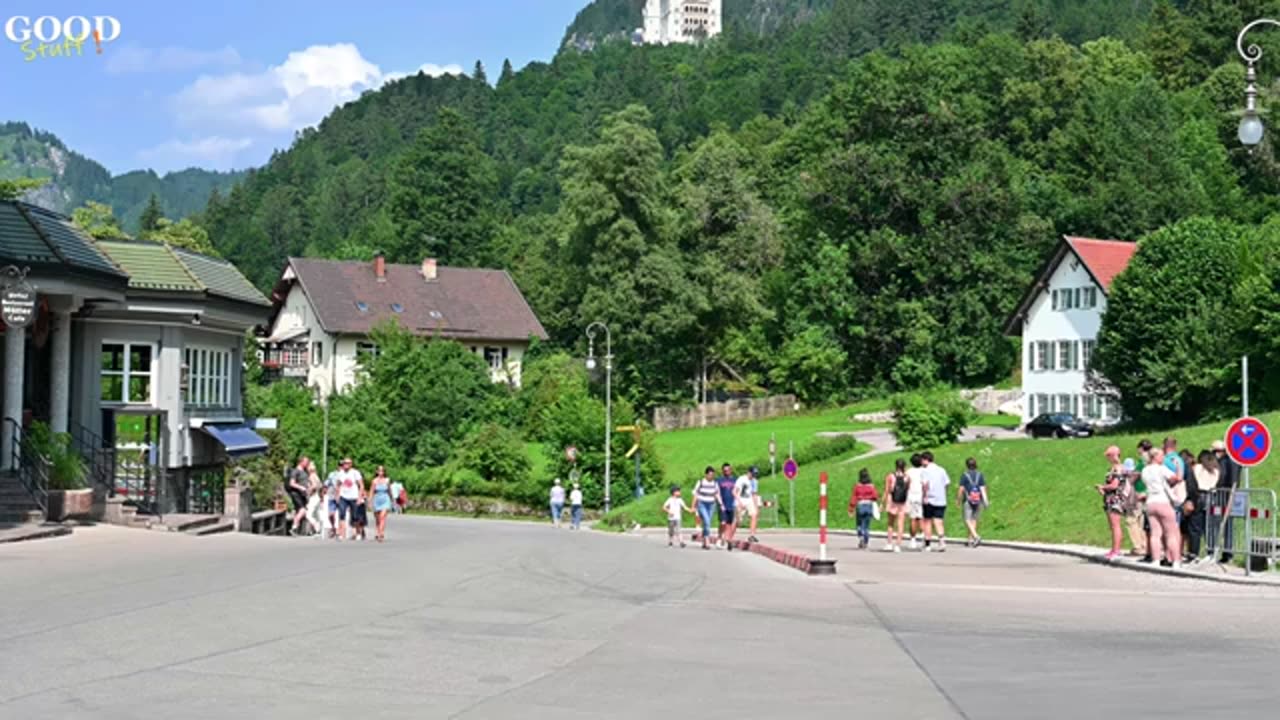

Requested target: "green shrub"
[
  {"left": 891, "top": 390, "right": 975, "bottom": 450},
  {"left": 456, "top": 423, "right": 530, "bottom": 485},
  {"left": 26, "top": 421, "right": 87, "bottom": 490}
]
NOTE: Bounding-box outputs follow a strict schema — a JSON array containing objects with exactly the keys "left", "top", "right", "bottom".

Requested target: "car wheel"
[{"left": 1055, "top": 430, "right": 1067, "bottom": 439}]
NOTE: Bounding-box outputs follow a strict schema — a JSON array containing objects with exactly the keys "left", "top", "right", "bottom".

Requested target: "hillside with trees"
[
  {"left": 203, "top": 0, "right": 1280, "bottom": 421},
  {"left": 0, "top": 122, "right": 243, "bottom": 232}
]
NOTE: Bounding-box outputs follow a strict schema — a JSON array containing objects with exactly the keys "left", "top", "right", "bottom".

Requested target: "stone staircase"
[{"left": 0, "top": 472, "right": 44, "bottom": 524}]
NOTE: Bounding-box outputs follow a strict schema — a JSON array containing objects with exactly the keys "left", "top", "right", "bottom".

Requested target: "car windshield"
[{"left": 1051, "top": 414, "right": 1076, "bottom": 423}]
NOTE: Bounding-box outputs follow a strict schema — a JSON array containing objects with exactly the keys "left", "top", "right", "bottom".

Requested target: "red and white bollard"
[
  {"left": 809, "top": 472, "right": 837, "bottom": 575},
  {"left": 818, "top": 471, "right": 828, "bottom": 561}
]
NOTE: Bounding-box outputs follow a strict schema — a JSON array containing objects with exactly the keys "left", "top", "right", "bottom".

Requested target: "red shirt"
[{"left": 849, "top": 483, "right": 878, "bottom": 511}]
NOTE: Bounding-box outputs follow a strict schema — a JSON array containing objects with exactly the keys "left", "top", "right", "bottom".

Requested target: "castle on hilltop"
[{"left": 640, "top": 0, "right": 722, "bottom": 45}]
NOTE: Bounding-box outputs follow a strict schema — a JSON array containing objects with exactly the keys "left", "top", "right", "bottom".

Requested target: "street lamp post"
[
  {"left": 585, "top": 322, "right": 612, "bottom": 513},
  {"left": 1236, "top": 19, "right": 1280, "bottom": 147}
]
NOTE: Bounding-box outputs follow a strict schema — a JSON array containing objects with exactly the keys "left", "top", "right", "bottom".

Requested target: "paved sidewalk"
[
  {"left": 0, "top": 522, "right": 73, "bottom": 544},
  {"left": 631, "top": 526, "right": 1280, "bottom": 587}
]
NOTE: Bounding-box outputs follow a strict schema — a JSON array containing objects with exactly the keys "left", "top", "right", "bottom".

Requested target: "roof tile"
[
  {"left": 1065, "top": 236, "right": 1137, "bottom": 292},
  {"left": 281, "top": 258, "right": 546, "bottom": 342}
]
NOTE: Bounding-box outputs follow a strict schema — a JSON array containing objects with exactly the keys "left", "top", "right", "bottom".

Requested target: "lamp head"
[{"left": 1240, "top": 111, "right": 1265, "bottom": 146}]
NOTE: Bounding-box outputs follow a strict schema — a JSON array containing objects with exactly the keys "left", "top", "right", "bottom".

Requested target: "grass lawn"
[
  {"left": 652, "top": 401, "right": 886, "bottom": 484},
  {"left": 974, "top": 413, "right": 1021, "bottom": 429},
  {"left": 608, "top": 411, "right": 1280, "bottom": 548}
]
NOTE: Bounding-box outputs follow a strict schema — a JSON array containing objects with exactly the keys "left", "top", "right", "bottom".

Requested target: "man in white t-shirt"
[
  {"left": 734, "top": 466, "right": 761, "bottom": 543},
  {"left": 920, "top": 451, "right": 950, "bottom": 552}
]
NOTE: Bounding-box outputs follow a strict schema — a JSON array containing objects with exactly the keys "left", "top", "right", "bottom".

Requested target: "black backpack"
[{"left": 891, "top": 473, "right": 909, "bottom": 503}]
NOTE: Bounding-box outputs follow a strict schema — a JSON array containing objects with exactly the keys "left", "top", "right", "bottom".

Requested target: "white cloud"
[
  {"left": 172, "top": 44, "right": 463, "bottom": 134},
  {"left": 106, "top": 45, "right": 241, "bottom": 74},
  {"left": 137, "top": 136, "right": 253, "bottom": 170},
  {"left": 381, "top": 62, "right": 466, "bottom": 86}
]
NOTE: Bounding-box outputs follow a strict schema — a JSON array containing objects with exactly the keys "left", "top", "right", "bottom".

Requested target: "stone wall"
[
  {"left": 651, "top": 395, "right": 799, "bottom": 432},
  {"left": 961, "top": 387, "right": 1022, "bottom": 415}
]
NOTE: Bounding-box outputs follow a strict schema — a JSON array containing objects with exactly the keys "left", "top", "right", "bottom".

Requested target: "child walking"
[
  {"left": 848, "top": 468, "right": 880, "bottom": 549},
  {"left": 663, "top": 486, "right": 692, "bottom": 548}
]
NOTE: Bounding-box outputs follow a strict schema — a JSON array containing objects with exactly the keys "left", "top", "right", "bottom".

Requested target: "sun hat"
[{"left": 1211, "top": 440, "right": 1226, "bottom": 451}]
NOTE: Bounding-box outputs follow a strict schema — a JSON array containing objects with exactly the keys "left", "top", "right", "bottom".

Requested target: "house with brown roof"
[
  {"left": 260, "top": 254, "right": 547, "bottom": 397},
  {"left": 1003, "top": 235, "right": 1138, "bottom": 425}
]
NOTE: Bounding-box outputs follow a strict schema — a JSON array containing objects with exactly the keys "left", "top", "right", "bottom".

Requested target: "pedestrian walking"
[
  {"left": 370, "top": 465, "right": 393, "bottom": 542},
  {"left": 569, "top": 481, "right": 584, "bottom": 530},
  {"left": 303, "top": 460, "right": 325, "bottom": 538},
  {"left": 389, "top": 477, "right": 406, "bottom": 514},
  {"left": 663, "top": 486, "right": 692, "bottom": 548},
  {"left": 1142, "top": 447, "right": 1182, "bottom": 569},
  {"left": 286, "top": 455, "right": 310, "bottom": 536},
  {"left": 920, "top": 451, "right": 949, "bottom": 552},
  {"left": 549, "top": 478, "right": 566, "bottom": 528},
  {"left": 716, "top": 463, "right": 738, "bottom": 550},
  {"left": 1163, "top": 439, "right": 1187, "bottom": 529},
  {"left": 883, "top": 459, "right": 909, "bottom": 553},
  {"left": 1097, "top": 446, "right": 1127, "bottom": 560},
  {"left": 905, "top": 454, "right": 925, "bottom": 550},
  {"left": 848, "top": 468, "right": 879, "bottom": 549},
  {"left": 693, "top": 467, "right": 721, "bottom": 550},
  {"left": 332, "top": 457, "right": 363, "bottom": 541},
  {"left": 734, "top": 466, "right": 761, "bottom": 543},
  {"left": 958, "top": 457, "right": 988, "bottom": 547},
  {"left": 324, "top": 465, "right": 340, "bottom": 538},
  {"left": 1189, "top": 449, "right": 1218, "bottom": 562}
]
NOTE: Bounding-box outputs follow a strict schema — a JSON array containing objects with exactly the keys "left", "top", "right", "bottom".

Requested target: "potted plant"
[{"left": 27, "top": 422, "right": 91, "bottom": 520}]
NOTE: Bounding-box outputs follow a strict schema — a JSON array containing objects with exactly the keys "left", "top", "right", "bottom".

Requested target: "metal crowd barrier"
[
  {"left": 1205, "top": 488, "right": 1278, "bottom": 573},
  {"left": 758, "top": 493, "right": 780, "bottom": 529}
]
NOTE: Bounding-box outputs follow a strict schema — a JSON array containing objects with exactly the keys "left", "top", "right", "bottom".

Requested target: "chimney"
[
  {"left": 373, "top": 251, "right": 386, "bottom": 282},
  {"left": 421, "top": 257, "right": 437, "bottom": 282}
]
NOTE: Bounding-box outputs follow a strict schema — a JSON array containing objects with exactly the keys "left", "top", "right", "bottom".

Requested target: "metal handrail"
[
  {"left": 67, "top": 419, "right": 116, "bottom": 496},
  {"left": 4, "top": 417, "right": 48, "bottom": 516}
]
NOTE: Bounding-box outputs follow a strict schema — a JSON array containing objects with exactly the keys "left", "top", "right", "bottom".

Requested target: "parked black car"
[{"left": 1025, "top": 413, "right": 1095, "bottom": 439}]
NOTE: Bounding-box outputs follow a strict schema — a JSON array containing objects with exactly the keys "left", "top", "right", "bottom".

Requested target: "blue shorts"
[{"left": 720, "top": 506, "right": 736, "bottom": 524}]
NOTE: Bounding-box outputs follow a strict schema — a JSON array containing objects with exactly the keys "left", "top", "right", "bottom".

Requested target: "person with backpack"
[
  {"left": 882, "top": 459, "right": 909, "bottom": 553},
  {"left": 957, "top": 457, "right": 988, "bottom": 548}
]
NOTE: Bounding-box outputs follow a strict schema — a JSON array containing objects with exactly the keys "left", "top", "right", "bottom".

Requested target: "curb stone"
[{"left": 0, "top": 524, "right": 73, "bottom": 544}]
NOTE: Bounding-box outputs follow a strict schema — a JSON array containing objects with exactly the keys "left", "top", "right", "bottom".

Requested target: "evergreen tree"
[
  {"left": 473, "top": 60, "right": 487, "bottom": 84},
  {"left": 139, "top": 193, "right": 165, "bottom": 234},
  {"left": 499, "top": 58, "right": 515, "bottom": 86},
  {"left": 387, "top": 108, "right": 498, "bottom": 264}
]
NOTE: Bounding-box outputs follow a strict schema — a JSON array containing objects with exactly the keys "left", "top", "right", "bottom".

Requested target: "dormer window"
[
  {"left": 391, "top": 303, "right": 404, "bottom": 313},
  {"left": 428, "top": 310, "right": 442, "bottom": 319},
  {"left": 355, "top": 301, "right": 369, "bottom": 313}
]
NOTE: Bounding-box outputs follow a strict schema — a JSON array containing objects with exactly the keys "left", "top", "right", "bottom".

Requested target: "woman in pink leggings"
[{"left": 1142, "top": 447, "right": 1182, "bottom": 569}]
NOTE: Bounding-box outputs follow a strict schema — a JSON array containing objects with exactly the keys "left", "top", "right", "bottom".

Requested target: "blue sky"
[{"left": 0, "top": 0, "right": 591, "bottom": 174}]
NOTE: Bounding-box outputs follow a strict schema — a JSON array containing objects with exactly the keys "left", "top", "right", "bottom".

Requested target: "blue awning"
[{"left": 198, "top": 423, "right": 269, "bottom": 458}]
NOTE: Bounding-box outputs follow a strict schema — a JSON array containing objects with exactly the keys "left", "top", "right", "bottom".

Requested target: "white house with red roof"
[{"left": 1003, "top": 236, "right": 1138, "bottom": 424}]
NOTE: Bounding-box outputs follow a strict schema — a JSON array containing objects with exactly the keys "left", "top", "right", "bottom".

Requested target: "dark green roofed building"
[{"left": 0, "top": 200, "right": 271, "bottom": 522}]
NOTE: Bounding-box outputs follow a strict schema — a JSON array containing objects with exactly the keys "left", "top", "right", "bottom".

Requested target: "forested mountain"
[
  {"left": 202, "top": 0, "right": 1280, "bottom": 409},
  {"left": 0, "top": 122, "right": 243, "bottom": 232}
]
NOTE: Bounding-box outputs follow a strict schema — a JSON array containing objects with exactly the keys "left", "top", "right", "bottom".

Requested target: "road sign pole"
[
  {"left": 1242, "top": 356, "right": 1250, "bottom": 575},
  {"left": 789, "top": 440, "right": 795, "bottom": 528}
]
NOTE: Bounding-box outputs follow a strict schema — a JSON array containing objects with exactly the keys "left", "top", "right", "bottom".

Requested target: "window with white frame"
[
  {"left": 356, "top": 342, "right": 380, "bottom": 359},
  {"left": 1083, "top": 286, "right": 1098, "bottom": 309},
  {"left": 1057, "top": 340, "right": 1076, "bottom": 371},
  {"left": 101, "top": 343, "right": 154, "bottom": 404},
  {"left": 1082, "top": 339, "right": 1096, "bottom": 370},
  {"left": 1035, "top": 341, "right": 1053, "bottom": 371},
  {"left": 483, "top": 347, "right": 508, "bottom": 373},
  {"left": 1035, "top": 394, "right": 1050, "bottom": 415},
  {"left": 1084, "top": 394, "right": 1102, "bottom": 419},
  {"left": 184, "top": 347, "right": 233, "bottom": 407},
  {"left": 312, "top": 341, "right": 324, "bottom": 366},
  {"left": 1057, "top": 393, "right": 1075, "bottom": 416}
]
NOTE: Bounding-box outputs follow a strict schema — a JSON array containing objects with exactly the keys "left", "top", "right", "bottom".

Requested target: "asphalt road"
[{"left": 1, "top": 518, "right": 1278, "bottom": 719}]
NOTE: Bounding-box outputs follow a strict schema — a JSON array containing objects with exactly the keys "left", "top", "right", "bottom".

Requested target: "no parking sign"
[{"left": 1225, "top": 417, "right": 1271, "bottom": 468}]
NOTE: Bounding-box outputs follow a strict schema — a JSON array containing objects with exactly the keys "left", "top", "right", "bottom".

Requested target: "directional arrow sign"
[{"left": 1226, "top": 416, "right": 1271, "bottom": 468}]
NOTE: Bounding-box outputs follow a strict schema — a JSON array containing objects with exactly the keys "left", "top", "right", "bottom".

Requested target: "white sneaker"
[
  {"left": 893, "top": 544, "right": 901, "bottom": 553},
  {"left": 937, "top": 542, "right": 947, "bottom": 553},
  {"left": 1171, "top": 562, "right": 1183, "bottom": 570},
  {"left": 922, "top": 545, "right": 932, "bottom": 553},
  {"left": 909, "top": 538, "right": 919, "bottom": 550},
  {"left": 881, "top": 544, "right": 895, "bottom": 552}
]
